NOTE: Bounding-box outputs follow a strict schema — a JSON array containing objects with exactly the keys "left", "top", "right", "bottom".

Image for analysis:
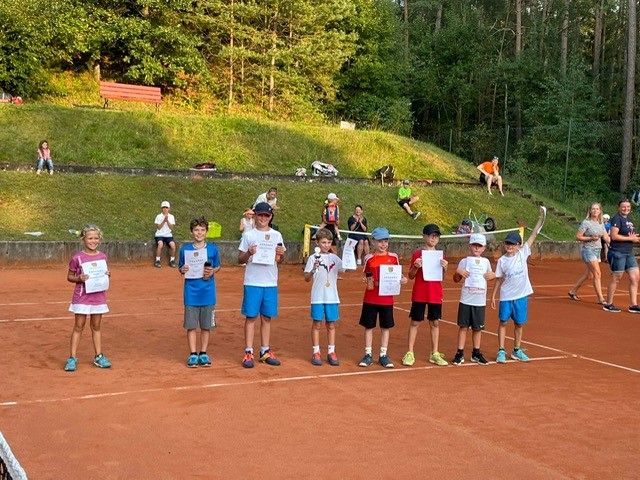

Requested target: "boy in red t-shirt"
[
  {"left": 358, "top": 227, "right": 407, "bottom": 368},
  {"left": 402, "top": 223, "right": 449, "bottom": 367}
]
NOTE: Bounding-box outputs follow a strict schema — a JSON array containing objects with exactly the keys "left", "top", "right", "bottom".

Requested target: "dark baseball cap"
[
  {"left": 423, "top": 224, "right": 441, "bottom": 236},
  {"left": 253, "top": 202, "right": 273, "bottom": 214},
  {"left": 504, "top": 231, "right": 522, "bottom": 245}
]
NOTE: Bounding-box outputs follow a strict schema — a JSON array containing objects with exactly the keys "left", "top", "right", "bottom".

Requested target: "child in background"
[
  {"left": 452, "top": 233, "right": 495, "bottom": 365},
  {"left": 491, "top": 207, "right": 546, "bottom": 363},
  {"left": 358, "top": 227, "right": 407, "bottom": 368},
  {"left": 402, "top": 223, "right": 448, "bottom": 367},
  {"left": 238, "top": 202, "right": 286, "bottom": 368},
  {"left": 64, "top": 225, "right": 111, "bottom": 372},
  {"left": 239, "top": 208, "right": 255, "bottom": 234},
  {"left": 178, "top": 216, "right": 221, "bottom": 368},
  {"left": 303, "top": 228, "right": 344, "bottom": 366},
  {"left": 320, "top": 192, "right": 341, "bottom": 253},
  {"left": 36, "top": 139, "right": 54, "bottom": 175},
  {"left": 154, "top": 201, "right": 177, "bottom": 268},
  {"left": 397, "top": 180, "right": 420, "bottom": 219}
]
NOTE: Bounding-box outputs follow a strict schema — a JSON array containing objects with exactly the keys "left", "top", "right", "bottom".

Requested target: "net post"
[
  {"left": 519, "top": 226, "right": 525, "bottom": 241},
  {"left": 303, "top": 224, "right": 311, "bottom": 259}
]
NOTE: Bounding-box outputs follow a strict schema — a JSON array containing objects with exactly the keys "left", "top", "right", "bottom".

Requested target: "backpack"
[{"left": 324, "top": 204, "right": 339, "bottom": 224}]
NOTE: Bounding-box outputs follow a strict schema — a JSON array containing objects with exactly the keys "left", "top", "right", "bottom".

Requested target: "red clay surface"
[{"left": 1, "top": 260, "right": 639, "bottom": 479}]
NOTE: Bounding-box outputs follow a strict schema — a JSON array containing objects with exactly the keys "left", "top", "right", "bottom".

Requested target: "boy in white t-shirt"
[
  {"left": 303, "top": 228, "right": 344, "bottom": 366},
  {"left": 238, "top": 202, "right": 286, "bottom": 368},
  {"left": 154, "top": 200, "right": 177, "bottom": 268},
  {"left": 452, "top": 233, "right": 495, "bottom": 365},
  {"left": 491, "top": 206, "right": 546, "bottom": 363}
]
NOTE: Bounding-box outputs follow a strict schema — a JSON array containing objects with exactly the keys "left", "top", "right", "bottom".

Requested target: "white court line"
[
  {"left": 394, "top": 306, "right": 640, "bottom": 375},
  {"left": 0, "top": 355, "right": 568, "bottom": 407}
]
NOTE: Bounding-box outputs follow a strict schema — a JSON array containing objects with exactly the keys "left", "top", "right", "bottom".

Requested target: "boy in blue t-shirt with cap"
[{"left": 178, "top": 217, "right": 221, "bottom": 368}]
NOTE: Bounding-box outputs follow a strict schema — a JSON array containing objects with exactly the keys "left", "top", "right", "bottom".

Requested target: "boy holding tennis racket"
[{"left": 491, "top": 206, "right": 546, "bottom": 363}]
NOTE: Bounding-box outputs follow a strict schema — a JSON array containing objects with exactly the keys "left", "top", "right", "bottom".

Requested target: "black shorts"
[
  {"left": 397, "top": 199, "right": 410, "bottom": 207},
  {"left": 359, "top": 303, "right": 395, "bottom": 329},
  {"left": 325, "top": 224, "right": 340, "bottom": 246},
  {"left": 155, "top": 236, "right": 175, "bottom": 245},
  {"left": 409, "top": 302, "right": 442, "bottom": 321},
  {"left": 456, "top": 303, "right": 485, "bottom": 331},
  {"left": 348, "top": 233, "right": 368, "bottom": 243}
]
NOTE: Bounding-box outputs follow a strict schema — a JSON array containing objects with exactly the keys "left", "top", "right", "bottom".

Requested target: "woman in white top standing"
[{"left": 568, "top": 203, "right": 610, "bottom": 304}]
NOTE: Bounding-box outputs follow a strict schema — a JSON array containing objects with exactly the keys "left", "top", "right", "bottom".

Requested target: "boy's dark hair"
[
  {"left": 268, "top": 187, "right": 277, "bottom": 194},
  {"left": 315, "top": 228, "right": 334, "bottom": 242},
  {"left": 190, "top": 216, "right": 209, "bottom": 231},
  {"left": 619, "top": 198, "right": 631, "bottom": 206}
]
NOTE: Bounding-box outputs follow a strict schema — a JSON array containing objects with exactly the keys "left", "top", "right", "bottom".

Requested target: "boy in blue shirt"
[{"left": 178, "top": 217, "right": 221, "bottom": 368}]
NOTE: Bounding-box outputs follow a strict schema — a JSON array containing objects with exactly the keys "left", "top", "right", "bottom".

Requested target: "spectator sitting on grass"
[
  {"left": 397, "top": 180, "right": 420, "bottom": 220},
  {"left": 477, "top": 156, "right": 504, "bottom": 196}
]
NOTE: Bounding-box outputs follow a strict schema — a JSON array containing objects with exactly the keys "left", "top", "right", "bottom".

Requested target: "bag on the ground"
[
  {"left": 374, "top": 165, "right": 395, "bottom": 185},
  {"left": 311, "top": 161, "right": 338, "bottom": 177}
]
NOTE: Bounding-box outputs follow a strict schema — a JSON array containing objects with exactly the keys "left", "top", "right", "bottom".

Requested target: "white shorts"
[{"left": 68, "top": 304, "right": 109, "bottom": 315}]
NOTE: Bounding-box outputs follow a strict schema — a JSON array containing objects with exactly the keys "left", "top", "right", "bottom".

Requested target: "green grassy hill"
[{"left": 0, "top": 103, "right": 577, "bottom": 242}]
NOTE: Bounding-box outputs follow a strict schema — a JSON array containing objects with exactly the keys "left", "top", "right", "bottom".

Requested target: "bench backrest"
[{"left": 99, "top": 81, "right": 162, "bottom": 104}]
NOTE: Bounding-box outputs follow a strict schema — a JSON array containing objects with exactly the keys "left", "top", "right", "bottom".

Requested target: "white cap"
[
  {"left": 327, "top": 193, "right": 339, "bottom": 201},
  {"left": 469, "top": 233, "right": 486, "bottom": 246},
  {"left": 161, "top": 201, "right": 170, "bottom": 208},
  {"left": 603, "top": 214, "right": 610, "bottom": 220}
]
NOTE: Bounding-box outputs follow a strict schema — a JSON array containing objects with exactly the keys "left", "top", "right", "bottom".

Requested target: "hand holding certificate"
[
  {"left": 421, "top": 250, "right": 444, "bottom": 281},
  {"left": 342, "top": 238, "right": 358, "bottom": 270},
  {"left": 463, "top": 257, "right": 487, "bottom": 289},
  {"left": 184, "top": 249, "right": 207, "bottom": 279},
  {"left": 81, "top": 259, "right": 110, "bottom": 293},
  {"left": 379, "top": 265, "right": 402, "bottom": 296},
  {"left": 252, "top": 240, "right": 277, "bottom": 265}
]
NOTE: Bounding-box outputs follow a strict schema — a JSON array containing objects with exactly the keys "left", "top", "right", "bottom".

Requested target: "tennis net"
[{"left": 0, "top": 432, "right": 27, "bottom": 480}]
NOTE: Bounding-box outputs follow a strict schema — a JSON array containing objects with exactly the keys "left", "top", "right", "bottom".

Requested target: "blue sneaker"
[
  {"left": 242, "top": 351, "right": 255, "bottom": 368},
  {"left": 311, "top": 352, "right": 323, "bottom": 366},
  {"left": 93, "top": 353, "right": 111, "bottom": 368},
  {"left": 259, "top": 349, "right": 281, "bottom": 366},
  {"left": 378, "top": 355, "right": 394, "bottom": 368},
  {"left": 511, "top": 348, "right": 530, "bottom": 362},
  {"left": 187, "top": 353, "right": 199, "bottom": 368},
  {"left": 496, "top": 349, "right": 507, "bottom": 364},
  {"left": 358, "top": 353, "right": 373, "bottom": 367},
  {"left": 64, "top": 357, "right": 77, "bottom": 372},
  {"left": 198, "top": 353, "right": 212, "bottom": 367}
]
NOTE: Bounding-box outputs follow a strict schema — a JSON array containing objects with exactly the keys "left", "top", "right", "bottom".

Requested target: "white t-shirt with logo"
[
  {"left": 239, "top": 228, "right": 285, "bottom": 287},
  {"left": 495, "top": 243, "right": 533, "bottom": 301},
  {"left": 457, "top": 256, "right": 492, "bottom": 306},
  {"left": 154, "top": 213, "right": 176, "bottom": 237},
  {"left": 304, "top": 253, "right": 343, "bottom": 304}
]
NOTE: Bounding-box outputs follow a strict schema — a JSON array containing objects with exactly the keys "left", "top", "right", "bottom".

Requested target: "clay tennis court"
[{"left": 1, "top": 260, "right": 639, "bottom": 479}]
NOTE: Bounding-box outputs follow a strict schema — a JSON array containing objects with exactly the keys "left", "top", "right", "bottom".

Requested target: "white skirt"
[{"left": 69, "top": 304, "right": 109, "bottom": 314}]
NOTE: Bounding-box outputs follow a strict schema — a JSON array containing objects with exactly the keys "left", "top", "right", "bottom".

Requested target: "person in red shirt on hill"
[{"left": 477, "top": 155, "right": 504, "bottom": 196}]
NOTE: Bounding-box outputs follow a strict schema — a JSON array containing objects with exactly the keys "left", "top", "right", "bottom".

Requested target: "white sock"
[
  {"left": 312, "top": 345, "right": 320, "bottom": 354},
  {"left": 170, "top": 256, "right": 175, "bottom": 261},
  {"left": 260, "top": 346, "right": 269, "bottom": 356},
  {"left": 328, "top": 345, "right": 335, "bottom": 354},
  {"left": 380, "top": 347, "right": 388, "bottom": 357},
  {"left": 245, "top": 347, "right": 253, "bottom": 354},
  {"left": 364, "top": 347, "right": 372, "bottom": 355},
  {"left": 155, "top": 256, "right": 160, "bottom": 261}
]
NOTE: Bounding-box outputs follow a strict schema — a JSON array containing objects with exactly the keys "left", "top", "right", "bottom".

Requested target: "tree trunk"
[
  {"left": 621, "top": 0, "right": 636, "bottom": 191},
  {"left": 515, "top": 0, "right": 522, "bottom": 56},
  {"left": 435, "top": 3, "right": 442, "bottom": 33},
  {"left": 593, "top": 0, "right": 604, "bottom": 79},
  {"left": 404, "top": 0, "right": 409, "bottom": 61},
  {"left": 228, "top": 0, "right": 235, "bottom": 111},
  {"left": 561, "top": 0, "right": 570, "bottom": 76}
]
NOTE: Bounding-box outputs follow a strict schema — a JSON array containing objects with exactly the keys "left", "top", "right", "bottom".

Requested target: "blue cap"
[
  {"left": 371, "top": 227, "right": 390, "bottom": 240},
  {"left": 504, "top": 231, "right": 522, "bottom": 245},
  {"left": 253, "top": 202, "right": 273, "bottom": 214}
]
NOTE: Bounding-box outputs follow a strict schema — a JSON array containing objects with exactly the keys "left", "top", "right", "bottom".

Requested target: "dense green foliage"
[{"left": 0, "top": 0, "right": 634, "bottom": 199}]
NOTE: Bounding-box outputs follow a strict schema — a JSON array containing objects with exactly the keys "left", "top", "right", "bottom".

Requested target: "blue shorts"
[
  {"left": 310, "top": 303, "right": 340, "bottom": 322},
  {"left": 607, "top": 250, "right": 638, "bottom": 273},
  {"left": 581, "top": 248, "right": 601, "bottom": 263},
  {"left": 241, "top": 286, "right": 278, "bottom": 318},
  {"left": 498, "top": 297, "right": 529, "bottom": 325}
]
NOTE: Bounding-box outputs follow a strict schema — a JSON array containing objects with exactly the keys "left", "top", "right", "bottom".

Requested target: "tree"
[{"left": 621, "top": 0, "right": 636, "bottom": 192}]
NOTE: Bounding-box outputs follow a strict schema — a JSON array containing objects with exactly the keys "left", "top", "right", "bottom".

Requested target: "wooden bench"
[{"left": 99, "top": 81, "right": 162, "bottom": 109}]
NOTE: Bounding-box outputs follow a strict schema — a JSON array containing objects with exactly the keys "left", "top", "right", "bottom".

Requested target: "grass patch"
[{"left": 0, "top": 171, "right": 575, "bottom": 241}]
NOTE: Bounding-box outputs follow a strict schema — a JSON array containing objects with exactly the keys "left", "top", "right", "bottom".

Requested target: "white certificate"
[
  {"left": 378, "top": 265, "right": 402, "bottom": 296},
  {"left": 252, "top": 240, "right": 277, "bottom": 265},
  {"left": 81, "top": 259, "right": 109, "bottom": 294},
  {"left": 184, "top": 249, "right": 207, "bottom": 279},
  {"left": 464, "top": 257, "right": 487, "bottom": 289},
  {"left": 341, "top": 238, "right": 358, "bottom": 270},
  {"left": 421, "top": 250, "right": 443, "bottom": 281}
]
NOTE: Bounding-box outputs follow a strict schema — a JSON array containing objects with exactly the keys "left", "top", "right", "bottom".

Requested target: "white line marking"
[{"left": 0, "top": 355, "right": 568, "bottom": 407}]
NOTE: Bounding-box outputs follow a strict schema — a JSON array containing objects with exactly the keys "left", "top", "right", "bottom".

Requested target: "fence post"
[
  {"left": 503, "top": 124, "right": 510, "bottom": 172},
  {"left": 563, "top": 118, "right": 573, "bottom": 201}
]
